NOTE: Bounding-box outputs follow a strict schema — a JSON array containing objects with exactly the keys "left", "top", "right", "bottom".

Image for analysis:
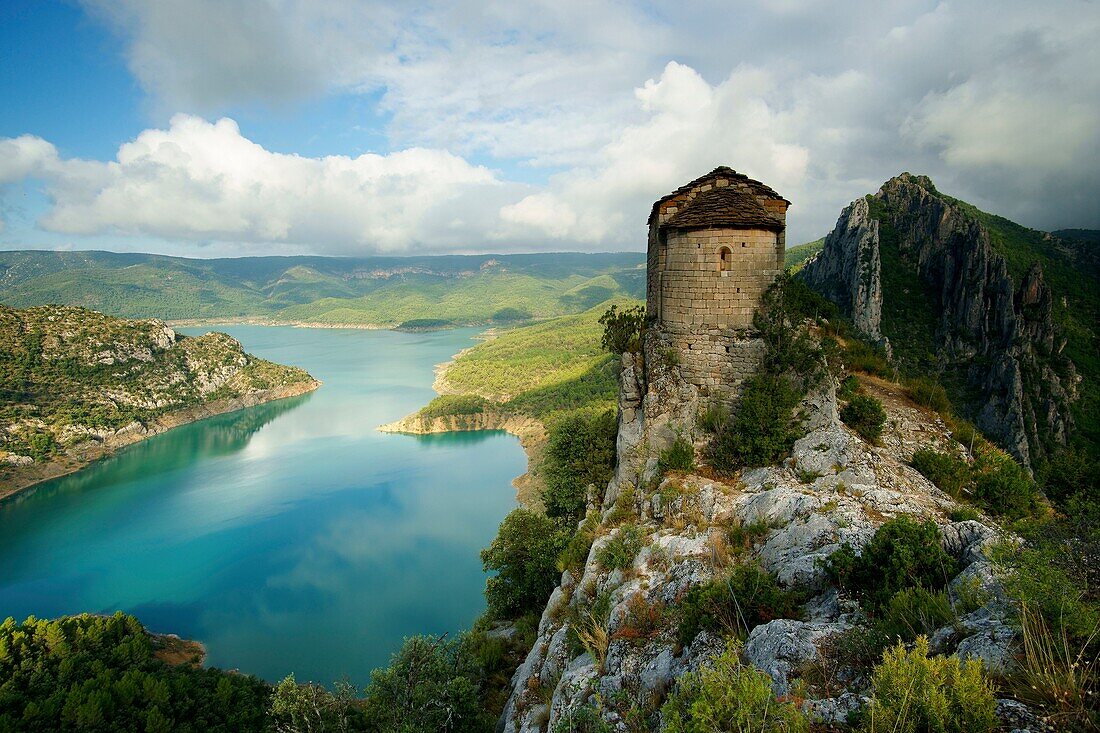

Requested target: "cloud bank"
[{"left": 2, "top": 0, "right": 1097, "bottom": 254}]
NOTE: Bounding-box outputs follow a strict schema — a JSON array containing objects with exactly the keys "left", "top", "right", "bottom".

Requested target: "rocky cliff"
[
  {"left": 801, "top": 174, "right": 1078, "bottom": 468},
  {"left": 0, "top": 304, "right": 319, "bottom": 496},
  {"left": 496, "top": 323, "right": 1023, "bottom": 732}
]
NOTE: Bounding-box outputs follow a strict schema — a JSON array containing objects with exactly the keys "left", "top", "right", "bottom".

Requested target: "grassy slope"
[
  {"left": 784, "top": 238, "right": 825, "bottom": 272},
  {"left": 422, "top": 298, "right": 642, "bottom": 424},
  {"left": 0, "top": 250, "right": 646, "bottom": 325}
]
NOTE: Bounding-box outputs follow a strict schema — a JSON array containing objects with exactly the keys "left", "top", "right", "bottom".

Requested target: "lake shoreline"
[
  {"left": 378, "top": 410, "right": 546, "bottom": 509},
  {"left": 0, "top": 380, "right": 321, "bottom": 503}
]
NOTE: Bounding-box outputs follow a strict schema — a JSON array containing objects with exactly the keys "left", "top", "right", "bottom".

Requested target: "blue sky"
[{"left": 1, "top": 1, "right": 1098, "bottom": 257}]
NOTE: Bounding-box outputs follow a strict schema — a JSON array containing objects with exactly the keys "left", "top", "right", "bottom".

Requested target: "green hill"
[
  {"left": 0, "top": 250, "right": 646, "bottom": 326},
  {"left": 784, "top": 238, "right": 824, "bottom": 271}
]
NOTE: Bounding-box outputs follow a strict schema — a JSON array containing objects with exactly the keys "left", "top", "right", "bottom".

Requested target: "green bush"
[
  {"left": 658, "top": 436, "right": 695, "bottom": 474},
  {"left": 709, "top": 374, "right": 801, "bottom": 472},
  {"left": 948, "top": 506, "right": 981, "bottom": 522},
  {"left": 842, "top": 340, "right": 892, "bottom": 378},
  {"left": 911, "top": 448, "right": 971, "bottom": 498},
  {"left": 1039, "top": 448, "right": 1100, "bottom": 520},
  {"left": 861, "top": 638, "right": 997, "bottom": 733},
  {"left": 595, "top": 523, "right": 645, "bottom": 571},
  {"left": 363, "top": 635, "right": 490, "bottom": 732},
  {"left": 841, "top": 393, "right": 887, "bottom": 443},
  {"left": 906, "top": 377, "right": 952, "bottom": 414},
  {"left": 541, "top": 409, "right": 617, "bottom": 525},
  {"left": 697, "top": 399, "right": 729, "bottom": 434},
  {"left": 677, "top": 564, "right": 803, "bottom": 644},
  {"left": 990, "top": 534, "right": 1100, "bottom": 647},
  {"left": 661, "top": 641, "right": 809, "bottom": 733},
  {"left": 551, "top": 705, "right": 613, "bottom": 733},
  {"left": 270, "top": 676, "right": 363, "bottom": 732},
  {"left": 877, "top": 587, "right": 956, "bottom": 642},
  {"left": 971, "top": 447, "right": 1039, "bottom": 519},
  {"left": 1041, "top": 450, "right": 1100, "bottom": 523},
  {"left": 598, "top": 304, "right": 645, "bottom": 354},
  {"left": 824, "top": 516, "right": 958, "bottom": 613},
  {"left": 838, "top": 374, "right": 861, "bottom": 401},
  {"left": 557, "top": 512, "right": 599, "bottom": 573},
  {"left": 481, "top": 509, "right": 569, "bottom": 619}
]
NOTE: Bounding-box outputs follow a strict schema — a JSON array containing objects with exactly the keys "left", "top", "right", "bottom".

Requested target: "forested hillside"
[{"left": 0, "top": 250, "right": 645, "bottom": 326}]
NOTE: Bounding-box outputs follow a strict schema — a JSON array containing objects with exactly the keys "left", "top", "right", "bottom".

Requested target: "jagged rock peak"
[{"left": 799, "top": 174, "right": 1078, "bottom": 469}]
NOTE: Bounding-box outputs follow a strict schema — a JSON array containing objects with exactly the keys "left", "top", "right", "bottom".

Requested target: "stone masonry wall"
[
  {"left": 660, "top": 324, "right": 766, "bottom": 397},
  {"left": 658, "top": 228, "right": 781, "bottom": 330}
]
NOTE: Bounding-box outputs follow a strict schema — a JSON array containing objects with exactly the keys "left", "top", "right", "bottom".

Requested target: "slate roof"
[
  {"left": 662, "top": 186, "right": 785, "bottom": 232},
  {"left": 648, "top": 166, "right": 789, "bottom": 226}
]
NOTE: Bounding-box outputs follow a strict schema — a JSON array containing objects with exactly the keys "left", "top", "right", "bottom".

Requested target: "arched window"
[{"left": 718, "top": 246, "right": 733, "bottom": 272}]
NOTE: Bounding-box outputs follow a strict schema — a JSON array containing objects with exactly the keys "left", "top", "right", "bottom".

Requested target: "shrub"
[
  {"left": 948, "top": 506, "right": 980, "bottom": 522},
  {"left": 661, "top": 641, "right": 810, "bottom": 733},
  {"left": 677, "top": 564, "right": 803, "bottom": 644},
  {"left": 842, "top": 340, "right": 892, "bottom": 378},
  {"left": 551, "top": 706, "right": 613, "bottom": 733},
  {"left": 877, "top": 587, "right": 956, "bottom": 642},
  {"left": 658, "top": 436, "right": 695, "bottom": 474},
  {"left": 1040, "top": 448, "right": 1100, "bottom": 520},
  {"left": 824, "top": 517, "right": 958, "bottom": 613},
  {"left": 271, "top": 676, "right": 362, "bottom": 732},
  {"left": 613, "top": 593, "right": 666, "bottom": 644},
  {"left": 595, "top": 523, "right": 645, "bottom": 571},
  {"left": 971, "top": 446, "right": 1039, "bottom": 519},
  {"left": 363, "top": 635, "right": 490, "bottom": 733},
  {"left": 838, "top": 374, "right": 861, "bottom": 401},
  {"left": 906, "top": 377, "right": 952, "bottom": 414},
  {"left": 698, "top": 399, "right": 729, "bottom": 434},
  {"left": 840, "top": 393, "right": 887, "bottom": 443},
  {"left": 709, "top": 374, "right": 801, "bottom": 472},
  {"left": 598, "top": 304, "right": 645, "bottom": 354},
  {"left": 990, "top": 536, "right": 1100, "bottom": 647},
  {"left": 541, "top": 410, "right": 617, "bottom": 525},
  {"left": 481, "top": 509, "right": 569, "bottom": 619},
  {"left": 861, "top": 637, "right": 997, "bottom": 733},
  {"left": 557, "top": 512, "right": 599, "bottom": 573},
  {"left": 911, "top": 448, "right": 971, "bottom": 498}
]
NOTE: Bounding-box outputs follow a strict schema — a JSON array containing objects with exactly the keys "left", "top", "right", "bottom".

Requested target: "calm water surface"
[{"left": 0, "top": 326, "right": 522, "bottom": 684}]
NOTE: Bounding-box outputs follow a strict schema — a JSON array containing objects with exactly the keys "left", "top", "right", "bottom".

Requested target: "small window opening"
[
  {"left": 718, "top": 246, "right": 733, "bottom": 272},
  {"left": 741, "top": 241, "right": 747, "bottom": 247}
]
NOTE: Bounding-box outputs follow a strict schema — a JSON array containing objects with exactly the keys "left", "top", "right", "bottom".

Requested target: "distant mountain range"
[{"left": 0, "top": 251, "right": 647, "bottom": 327}]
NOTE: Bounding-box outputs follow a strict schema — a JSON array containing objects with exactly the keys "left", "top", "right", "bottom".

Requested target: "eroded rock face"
[
  {"left": 497, "top": 347, "right": 1017, "bottom": 732},
  {"left": 800, "top": 197, "right": 889, "bottom": 356},
  {"left": 800, "top": 174, "right": 1078, "bottom": 469}
]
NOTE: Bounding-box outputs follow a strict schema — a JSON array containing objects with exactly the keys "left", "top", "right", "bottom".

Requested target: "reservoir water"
[{"left": 0, "top": 326, "right": 523, "bottom": 685}]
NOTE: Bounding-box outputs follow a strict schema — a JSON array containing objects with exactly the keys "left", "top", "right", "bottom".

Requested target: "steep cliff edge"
[
  {"left": 801, "top": 174, "right": 1083, "bottom": 469},
  {"left": 497, "top": 313, "right": 1028, "bottom": 732}
]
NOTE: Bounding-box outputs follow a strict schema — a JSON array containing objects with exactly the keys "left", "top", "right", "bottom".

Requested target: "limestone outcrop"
[
  {"left": 799, "top": 197, "right": 889, "bottom": 356},
  {"left": 497, "top": 329, "right": 1016, "bottom": 732},
  {"left": 800, "top": 174, "right": 1078, "bottom": 468}
]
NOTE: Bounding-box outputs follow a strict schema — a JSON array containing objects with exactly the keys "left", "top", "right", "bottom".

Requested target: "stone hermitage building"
[{"left": 647, "top": 167, "right": 789, "bottom": 395}]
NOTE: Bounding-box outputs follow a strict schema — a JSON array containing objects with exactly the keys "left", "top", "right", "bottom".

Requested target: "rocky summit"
[{"left": 800, "top": 174, "right": 1080, "bottom": 469}]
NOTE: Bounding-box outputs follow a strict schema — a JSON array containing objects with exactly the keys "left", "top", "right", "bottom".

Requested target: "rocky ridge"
[
  {"left": 800, "top": 174, "right": 1078, "bottom": 469},
  {"left": 498, "top": 330, "right": 1021, "bottom": 732}
]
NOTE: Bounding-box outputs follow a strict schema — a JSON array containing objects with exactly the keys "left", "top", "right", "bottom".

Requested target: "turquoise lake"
[{"left": 0, "top": 326, "right": 523, "bottom": 685}]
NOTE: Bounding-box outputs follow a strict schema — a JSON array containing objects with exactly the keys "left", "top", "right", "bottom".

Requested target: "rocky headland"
[{"left": 0, "top": 304, "right": 320, "bottom": 498}]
